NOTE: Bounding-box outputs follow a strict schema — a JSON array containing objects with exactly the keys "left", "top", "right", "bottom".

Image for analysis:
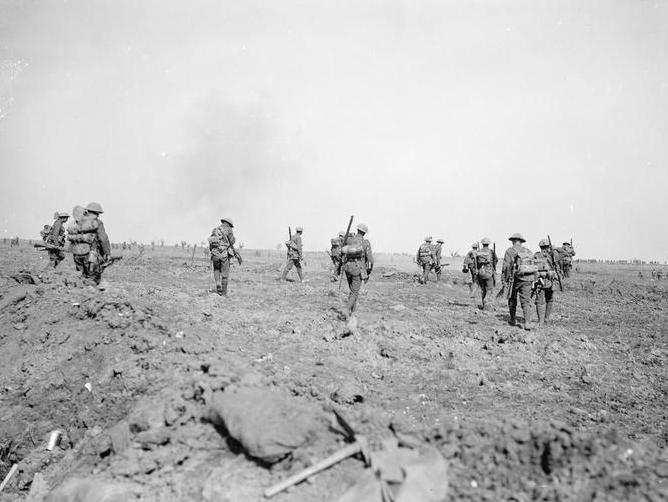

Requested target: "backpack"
[
  {"left": 418, "top": 243, "right": 432, "bottom": 257},
  {"left": 516, "top": 247, "right": 538, "bottom": 276},
  {"left": 343, "top": 235, "right": 365, "bottom": 259},
  {"left": 476, "top": 249, "right": 490, "bottom": 266}
]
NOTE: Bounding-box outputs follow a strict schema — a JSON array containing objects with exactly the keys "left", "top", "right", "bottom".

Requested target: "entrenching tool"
[{"left": 263, "top": 410, "right": 370, "bottom": 499}]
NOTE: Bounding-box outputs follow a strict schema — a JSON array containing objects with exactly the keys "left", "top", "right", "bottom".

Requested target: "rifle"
[
  {"left": 492, "top": 243, "right": 497, "bottom": 287},
  {"left": 496, "top": 253, "right": 518, "bottom": 299},
  {"left": 547, "top": 234, "right": 563, "bottom": 292},
  {"left": 338, "top": 216, "right": 354, "bottom": 291},
  {"left": 34, "top": 242, "right": 66, "bottom": 252},
  {"left": 100, "top": 255, "right": 123, "bottom": 271}
]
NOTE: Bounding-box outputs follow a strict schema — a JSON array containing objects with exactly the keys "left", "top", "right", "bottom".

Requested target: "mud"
[{"left": 0, "top": 245, "right": 666, "bottom": 501}]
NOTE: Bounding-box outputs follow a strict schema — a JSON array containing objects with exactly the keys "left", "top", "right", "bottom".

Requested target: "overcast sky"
[{"left": 0, "top": 0, "right": 666, "bottom": 259}]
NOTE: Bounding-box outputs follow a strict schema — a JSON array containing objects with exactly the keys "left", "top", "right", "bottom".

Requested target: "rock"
[
  {"left": 390, "top": 304, "right": 407, "bottom": 312},
  {"left": 164, "top": 399, "right": 188, "bottom": 426},
  {"left": 45, "top": 478, "right": 137, "bottom": 502},
  {"left": 135, "top": 429, "right": 171, "bottom": 450},
  {"left": 127, "top": 399, "right": 165, "bottom": 433},
  {"left": 208, "top": 386, "right": 323, "bottom": 464},
  {"left": 108, "top": 421, "right": 130, "bottom": 455},
  {"left": 330, "top": 381, "right": 365, "bottom": 404}
]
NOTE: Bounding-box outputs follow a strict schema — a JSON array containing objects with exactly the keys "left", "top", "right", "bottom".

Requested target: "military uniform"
[
  {"left": 342, "top": 224, "right": 373, "bottom": 317},
  {"left": 68, "top": 203, "right": 111, "bottom": 284},
  {"left": 40, "top": 225, "right": 51, "bottom": 242},
  {"left": 329, "top": 234, "right": 343, "bottom": 282},
  {"left": 502, "top": 233, "right": 536, "bottom": 330},
  {"left": 416, "top": 237, "right": 436, "bottom": 284},
  {"left": 533, "top": 240, "right": 558, "bottom": 325},
  {"left": 209, "top": 218, "right": 237, "bottom": 296},
  {"left": 432, "top": 239, "right": 444, "bottom": 281},
  {"left": 462, "top": 243, "right": 479, "bottom": 293},
  {"left": 475, "top": 238, "right": 497, "bottom": 309},
  {"left": 558, "top": 243, "right": 575, "bottom": 278},
  {"left": 46, "top": 213, "right": 68, "bottom": 267},
  {"left": 281, "top": 227, "right": 304, "bottom": 282}
]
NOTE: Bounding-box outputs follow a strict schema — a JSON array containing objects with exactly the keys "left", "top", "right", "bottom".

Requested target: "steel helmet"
[
  {"left": 508, "top": 233, "right": 526, "bottom": 243},
  {"left": 436, "top": 238, "right": 444, "bottom": 244},
  {"left": 563, "top": 241, "right": 570, "bottom": 246},
  {"left": 86, "top": 202, "right": 104, "bottom": 214},
  {"left": 481, "top": 237, "right": 491, "bottom": 245},
  {"left": 539, "top": 238, "right": 549, "bottom": 248},
  {"left": 220, "top": 217, "right": 234, "bottom": 227},
  {"left": 57, "top": 211, "right": 70, "bottom": 219},
  {"left": 357, "top": 224, "right": 368, "bottom": 234},
  {"left": 425, "top": 236, "right": 432, "bottom": 242},
  {"left": 296, "top": 226, "right": 303, "bottom": 232},
  {"left": 472, "top": 242, "right": 479, "bottom": 248},
  {"left": 338, "top": 230, "right": 345, "bottom": 237}
]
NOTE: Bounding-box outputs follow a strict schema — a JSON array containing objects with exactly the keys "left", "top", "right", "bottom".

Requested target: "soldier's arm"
[
  {"left": 97, "top": 221, "right": 112, "bottom": 257},
  {"left": 502, "top": 249, "right": 514, "bottom": 279},
  {"left": 365, "top": 241, "right": 374, "bottom": 272}
]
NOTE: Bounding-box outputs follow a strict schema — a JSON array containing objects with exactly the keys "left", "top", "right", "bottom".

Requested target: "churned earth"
[{"left": 0, "top": 243, "right": 666, "bottom": 501}]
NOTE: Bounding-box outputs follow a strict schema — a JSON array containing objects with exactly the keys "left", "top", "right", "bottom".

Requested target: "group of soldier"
[
  {"left": 39, "top": 203, "right": 111, "bottom": 285},
  {"left": 37, "top": 209, "right": 576, "bottom": 330}
]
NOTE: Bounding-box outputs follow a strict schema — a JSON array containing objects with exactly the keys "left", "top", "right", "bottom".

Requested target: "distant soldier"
[
  {"left": 281, "top": 226, "right": 304, "bottom": 282},
  {"left": 340, "top": 224, "right": 373, "bottom": 319},
  {"left": 208, "top": 217, "right": 240, "bottom": 296},
  {"left": 45, "top": 212, "right": 70, "bottom": 267},
  {"left": 533, "top": 239, "right": 559, "bottom": 326},
  {"left": 658, "top": 270, "right": 664, "bottom": 280},
  {"left": 416, "top": 237, "right": 436, "bottom": 284},
  {"left": 558, "top": 241, "right": 576, "bottom": 278},
  {"left": 474, "top": 238, "right": 497, "bottom": 309},
  {"left": 651, "top": 269, "right": 657, "bottom": 280},
  {"left": 67, "top": 202, "right": 111, "bottom": 284},
  {"left": 40, "top": 224, "right": 52, "bottom": 242},
  {"left": 502, "top": 233, "right": 536, "bottom": 330},
  {"left": 462, "top": 242, "right": 479, "bottom": 294},
  {"left": 329, "top": 231, "right": 344, "bottom": 282},
  {"left": 433, "top": 239, "right": 444, "bottom": 282}
]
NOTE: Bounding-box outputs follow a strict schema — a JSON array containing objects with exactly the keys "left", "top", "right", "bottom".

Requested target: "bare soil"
[{"left": 0, "top": 244, "right": 666, "bottom": 501}]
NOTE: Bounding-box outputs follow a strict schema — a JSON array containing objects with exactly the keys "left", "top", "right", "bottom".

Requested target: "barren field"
[{"left": 1, "top": 243, "right": 667, "bottom": 501}]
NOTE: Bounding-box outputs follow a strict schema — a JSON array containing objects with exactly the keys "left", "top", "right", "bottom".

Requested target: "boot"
[
  {"left": 220, "top": 279, "right": 228, "bottom": 296},
  {"left": 508, "top": 304, "right": 516, "bottom": 326}
]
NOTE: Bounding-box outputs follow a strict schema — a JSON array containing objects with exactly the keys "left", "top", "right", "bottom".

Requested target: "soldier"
[
  {"left": 559, "top": 241, "right": 576, "bottom": 278},
  {"left": 340, "top": 224, "right": 373, "bottom": 319},
  {"left": 416, "top": 237, "right": 436, "bottom": 284},
  {"left": 502, "top": 233, "right": 536, "bottom": 330},
  {"left": 533, "top": 239, "right": 559, "bottom": 326},
  {"left": 40, "top": 224, "right": 51, "bottom": 242},
  {"left": 474, "top": 238, "right": 498, "bottom": 309},
  {"left": 45, "top": 212, "right": 69, "bottom": 267},
  {"left": 67, "top": 202, "right": 111, "bottom": 284},
  {"left": 462, "top": 242, "right": 479, "bottom": 295},
  {"left": 281, "top": 226, "right": 304, "bottom": 282},
  {"left": 208, "top": 217, "right": 240, "bottom": 296},
  {"left": 329, "top": 232, "right": 344, "bottom": 282},
  {"left": 658, "top": 269, "right": 664, "bottom": 280},
  {"left": 433, "top": 239, "right": 444, "bottom": 282}
]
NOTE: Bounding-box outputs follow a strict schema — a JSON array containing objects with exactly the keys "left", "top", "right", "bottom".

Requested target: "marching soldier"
[
  {"left": 281, "top": 226, "right": 304, "bottom": 282},
  {"left": 502, "top": 233, "right": 536, "bottom": 330},
  {"left": 45, "top": 212, "right": 69, "bottom": 267},
  {"left": 474, "top": 238, "right": 497, "bottom": 309},
  {"left": 462, "top": 242, "right": 479, "bottom": 295},
  {"left": 433, "top": 238, "right": 444, "bottom": 282},
  {"left": 533, "top": 239, "right": 559, "bottom": 326},
  {"left": 341, "top": 224, "right": 373, "bottom": 319},
  {"left": 416, "top": 237, "right": 436, "bottom": 284},
  {"left": 329, "top": 232, "right": 344, "bottom": 282},
  {"left": 208, "top": 217, "right": 241, "bottom": 296},
  {"left": 558, "top": 241, "right": 576, "bottom": 278},
  {"left": 67, "top": 202, "right": 111, "bottom": 284}
]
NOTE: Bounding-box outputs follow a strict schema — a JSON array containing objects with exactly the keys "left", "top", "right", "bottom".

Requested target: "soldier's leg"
[
  {"left": 220, "top": 259, "right": 230, "bottom": 296},
  {"left": 55, "top": 250, "right": 65, "bottom": 267},
  {"left": 281, "top": 259, "right": 294, "bottom": 280},
  {"left": 435, "top": 265, "right": 441, "bottom": 282},
  {"left": 544, "top": 288, "right": 554, "bottom": 322},
  {"left": 535, "top": 289, "right": 546, "bottom": 325},
  {"left": 295, "top": 261, "right": 303, "bottom": 282},
  {"left": 212, "top": 259, "right": 222, "bottom": 292},
  {"left": 508, "top": 284, "right": 518, "bottom": 325},
  {"left": 346, "top": 272, "right": 362, "bottom": 315},
  {"left": 518, "top": 281, "right": 532, "bottom": 329},
  {"left": 420, "top": 264, "right": 428, "bottom": 284}
]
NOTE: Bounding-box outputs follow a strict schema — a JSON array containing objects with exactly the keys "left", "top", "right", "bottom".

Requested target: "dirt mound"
[{"left": 432, "top": 417, "right": 668, "bottom": 501}]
